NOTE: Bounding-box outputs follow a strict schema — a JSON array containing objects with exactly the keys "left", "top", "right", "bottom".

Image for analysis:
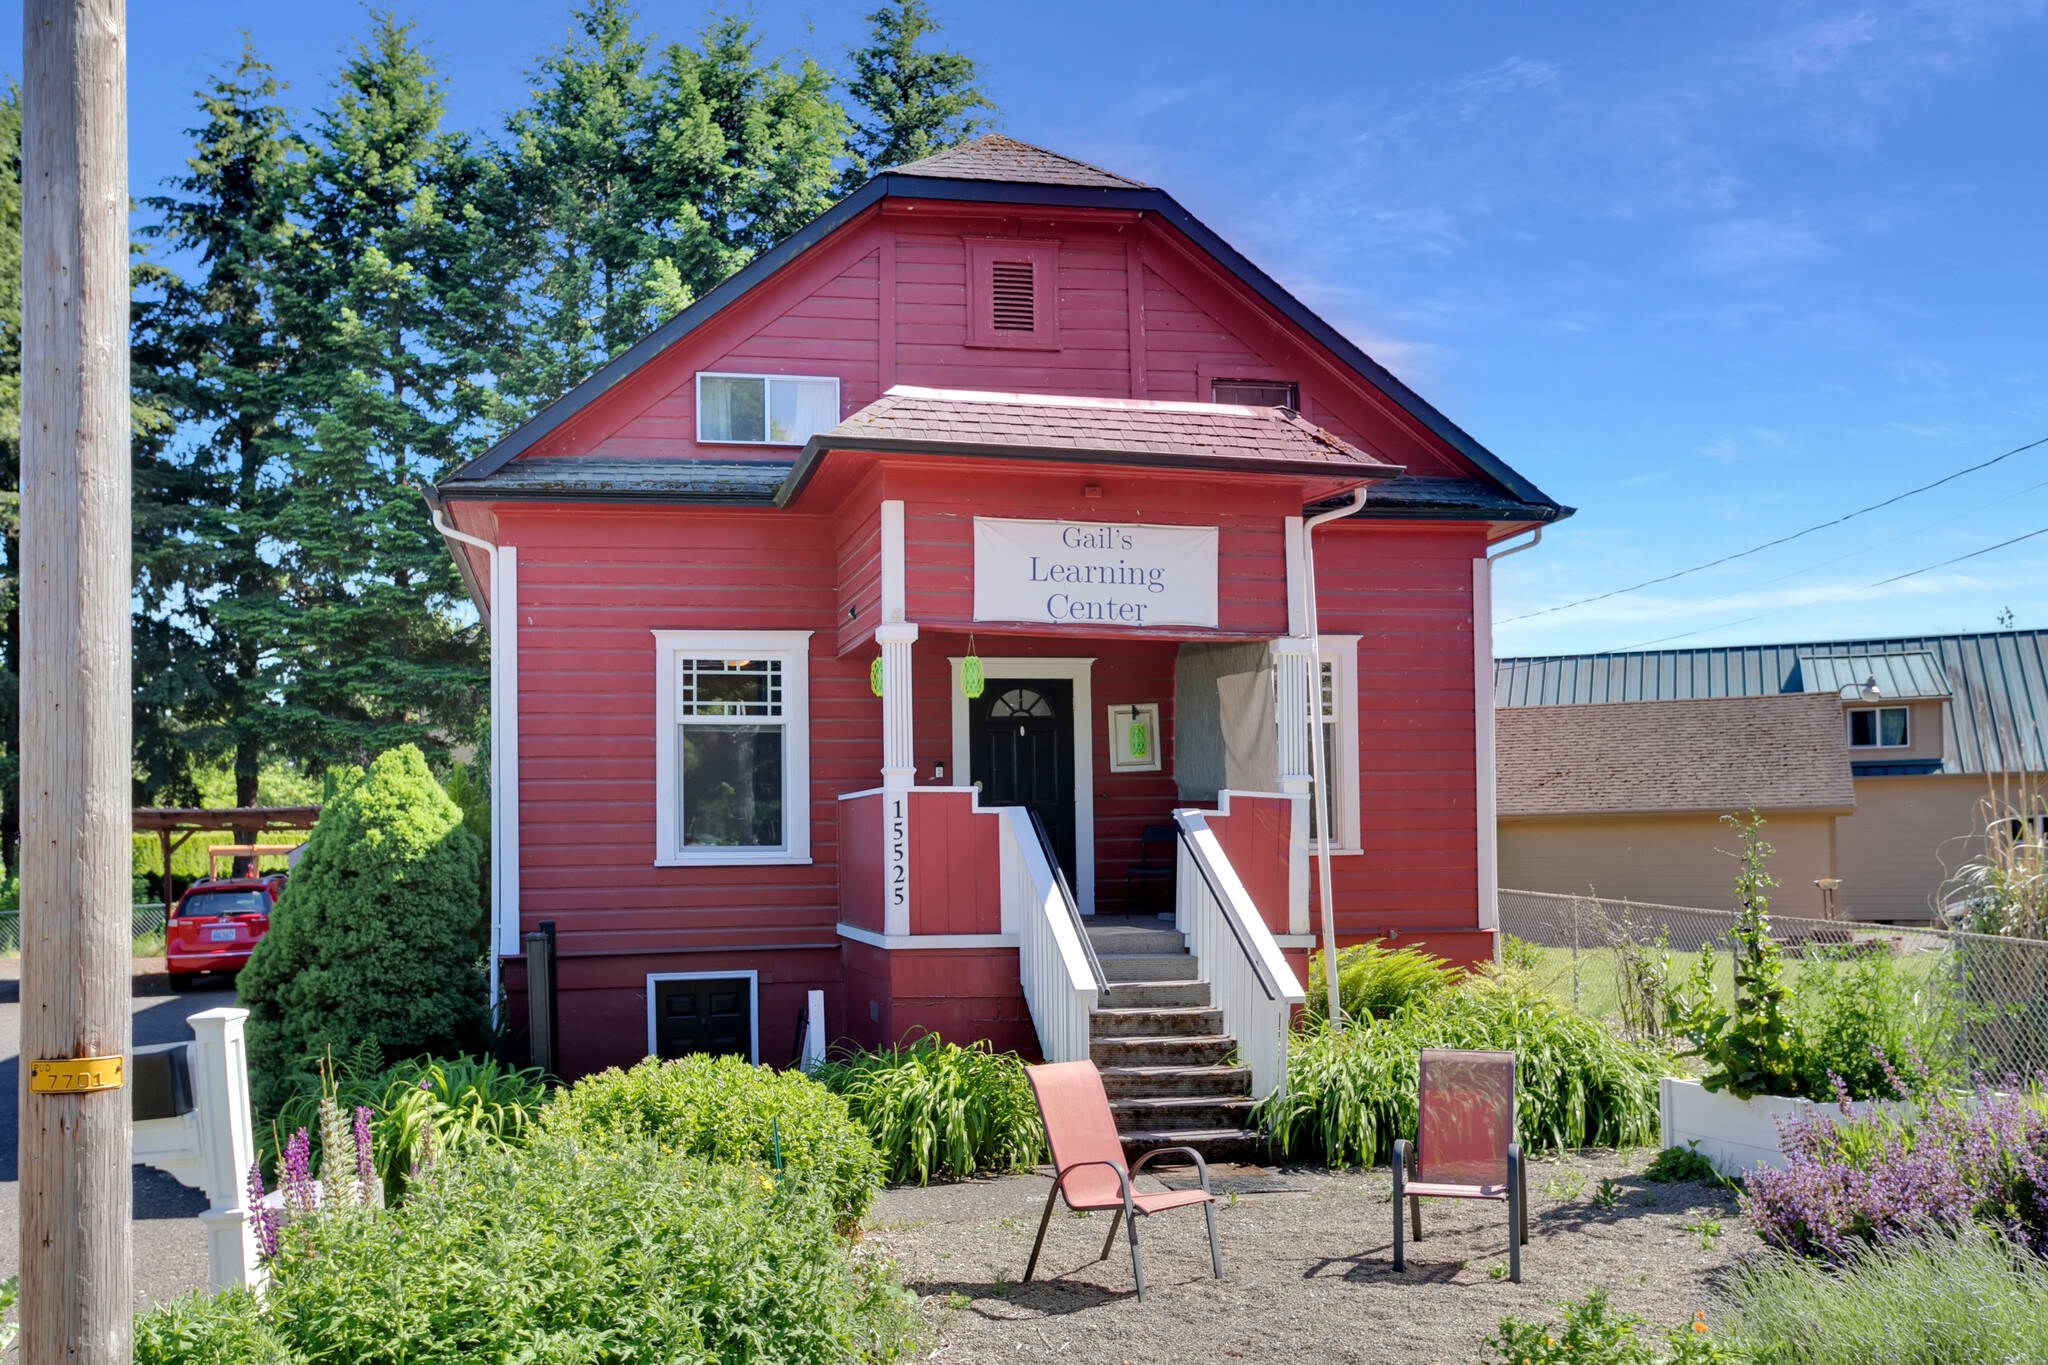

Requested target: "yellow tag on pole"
[{"left": 29, "top": 1056, "right": 124, "bottom": 1093}]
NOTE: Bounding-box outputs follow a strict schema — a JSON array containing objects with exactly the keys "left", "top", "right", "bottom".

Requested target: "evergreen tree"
[
  {"left": 495, "top": 1, "right": 847, "bottom": 414},
  {"left": 131, "top": 49, "right": 306, "bottom": 811},
  {"left": 263, "top": 13, "right": 496, "bottom": 769},
  {"left": 839, "top": 0, "right": 993, "bottom": 192}
]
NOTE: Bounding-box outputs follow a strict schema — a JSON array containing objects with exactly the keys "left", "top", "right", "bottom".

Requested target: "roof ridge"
[
  {"left": 887, "top": 133, "right": 1150, "bottom": 189},
  {"left": 881, "top": 383, "right": 1271, "bottom": 416}
]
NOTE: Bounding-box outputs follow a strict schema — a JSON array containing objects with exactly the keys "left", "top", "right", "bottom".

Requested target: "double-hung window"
[
  {"left": 1847, "top": 706, "right": 1909, "bottom": 748},
  {"left": 652, "top": 631, "right": 812, "bottom": 865},
  {"left": 695, "top": 372, "right": 840, "bottom": 446},
  {"left": 1303, "top": 635, "right": 1362, "bottom": 853}
]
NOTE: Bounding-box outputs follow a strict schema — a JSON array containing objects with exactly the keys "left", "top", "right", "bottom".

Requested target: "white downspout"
[
  {"left": 1477, "top": 528, "right": 1542, "bottom": 941},
  {"left": 1301, "top": 487, "right": 1368, "bottom": 1027},
  {"left": 432, "top": 508, "right": 508, "bottom": 1027}
]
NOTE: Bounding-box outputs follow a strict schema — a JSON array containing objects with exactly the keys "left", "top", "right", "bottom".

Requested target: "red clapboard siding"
[
  {"left": 1205, "top": 792, "right": 1293, "bottom": 936},
  {"left": 907, "top": 790, "right": 1002, "bottom": 935},
  {"left": 839, "top": 793, "right": 884, "bottom": 934}
]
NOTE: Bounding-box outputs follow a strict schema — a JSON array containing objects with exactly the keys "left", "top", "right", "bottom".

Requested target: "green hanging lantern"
[
  {"left": 869, "top": 656, "right": 885, "bottom": 697},
  {"left": 1128, "top": 718, "right": 1149, "bottom": 760},
  {"left": 960, "top": 637, "right": 984, "bottom": 699}
]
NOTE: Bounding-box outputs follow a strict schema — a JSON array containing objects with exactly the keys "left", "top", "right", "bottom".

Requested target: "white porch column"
[
  {"left": 1271, "top": 635, "right": 1314, "bottom": 936},
  {"left": 879, "top": 500, "right": 916, "bottom": 936}
]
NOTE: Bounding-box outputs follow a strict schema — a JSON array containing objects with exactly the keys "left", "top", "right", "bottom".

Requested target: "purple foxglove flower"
[
  {"left": 247, "top": 1162, "right": 279, "bottom": 1262},
  {"left": 354, "top": 1105, "right": 376, "bottom": 1203},
  {"left": 283, "top": 1127, "right": 316, "bottom": 1217}
]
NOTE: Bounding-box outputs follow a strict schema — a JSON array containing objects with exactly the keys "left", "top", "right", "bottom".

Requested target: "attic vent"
[{"left": 990, "top": 261, "right": 1035, "bottom": 331}]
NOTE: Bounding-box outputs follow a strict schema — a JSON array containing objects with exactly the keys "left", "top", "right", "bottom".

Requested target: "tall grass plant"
[{"left": 814, "top": 1035, "right": 1045, "bottom": 1184}]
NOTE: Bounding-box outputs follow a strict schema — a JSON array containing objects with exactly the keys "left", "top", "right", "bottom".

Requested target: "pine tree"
[
  {"left": 839, "top": 0, "right": 994, "bottom": 192},
  {"left": 494, "top": 1, "right": 848, "bottom": 414},
  {"left": 262, "top": 13, "right": 496, "bottom": 770},
  {"left": 131, "top": 49, "right": 306, "bottom": 813}
]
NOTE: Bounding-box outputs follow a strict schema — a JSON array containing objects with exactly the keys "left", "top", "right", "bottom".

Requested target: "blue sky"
[{"left": 10, "top": 0, "right": 2046, "bottom": 655}]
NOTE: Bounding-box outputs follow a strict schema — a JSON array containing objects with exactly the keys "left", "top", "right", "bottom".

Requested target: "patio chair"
[
  {"left": 1123, "top": 824, "right": 1177, "bottom": 915},
  {"left": 1022, "top": 1060, "right": 1222, "bottom": 1301},
  {"left": 1391, "top": 1048, "right": 1528, "bottom": 1282}
]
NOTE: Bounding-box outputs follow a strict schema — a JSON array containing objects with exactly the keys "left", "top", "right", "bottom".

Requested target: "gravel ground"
[
  {"left": 0, "top": 957, "right": 235, "bottom": 1313},
  {"left": 869, "top": 1151, "right": 1754, "bottom": 1365}
]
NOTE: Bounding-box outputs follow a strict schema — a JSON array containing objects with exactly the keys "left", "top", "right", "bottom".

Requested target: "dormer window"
[
  {"left": 697, "top": 373, "right": 840, "bottom": 446},
  {"left": 1848, "top": 706, "right": 1909, "bottom": 748},
  {"left": 964, "top": 238, "right": 1060, "bottom": 350}
]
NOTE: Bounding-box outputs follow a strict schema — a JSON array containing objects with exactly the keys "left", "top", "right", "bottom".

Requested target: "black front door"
[
  {"left": 652, "top": 976, "right": 753, "bottom": 1061},
  {"left": 970, "top": 679, "right": 1076, "bottom": 878}
]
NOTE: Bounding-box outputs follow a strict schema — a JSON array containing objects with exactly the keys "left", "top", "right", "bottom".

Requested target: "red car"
[{"left": 166, "top": 877, "right": 281, "bottom": 989}]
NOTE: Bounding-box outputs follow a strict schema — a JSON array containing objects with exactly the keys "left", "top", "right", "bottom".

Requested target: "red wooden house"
[{"left": 430, "top": 136, "right": 1568, "bottom": 1142}]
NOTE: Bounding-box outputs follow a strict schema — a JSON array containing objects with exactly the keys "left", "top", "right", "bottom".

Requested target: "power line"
[
  {"left": 1619, "top": 521, "right": 2048, "bottom": 650},
  {"left": 1499, "top": 432, "right": 2048, "bottom": 625}
]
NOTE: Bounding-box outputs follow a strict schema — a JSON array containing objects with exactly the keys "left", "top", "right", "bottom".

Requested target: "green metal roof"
[
  {"left": 1792, "top": 651, "right": 1952, "bottom": 700},
  {"left": 1494, "top": 630, "right": 2048, "bottom": 776}
]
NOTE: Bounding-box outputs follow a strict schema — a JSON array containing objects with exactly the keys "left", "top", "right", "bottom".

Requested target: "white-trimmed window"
[
  {"left": 653, "top": 631, "right": 812, "bottom": 865},
  {"left": 1306, "top": 635, "right": 1362, "bottom": 853},
  {"left": 695, "top": 372, "right": 840, "bottom": 446},
  {"left": 1847, "top": 706, "right": 1909, "bottom": 748}
]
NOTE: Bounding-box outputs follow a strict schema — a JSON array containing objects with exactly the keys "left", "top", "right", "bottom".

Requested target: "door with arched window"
[{"left": 969, "top": 678, "right": 1076, "bottom": 878}]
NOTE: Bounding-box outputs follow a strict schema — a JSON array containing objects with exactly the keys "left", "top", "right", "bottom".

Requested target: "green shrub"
[
  {"left": 1642, "top": 1142, "right": 1721, "bottom": 1185},
  {"left": 1258, "top": 975, "right": 1667, "bottom": 1167},
  {"left": 1480, "top": 1288, "right": 1743, "bottom": 1365},
  {"left": 814, "top": 1035, "right": 1046, "bottom": 1185},
  {"left": 134, "top": 1138, "right": 922, "bottom": 1365},
  {"left": 1722, "top": 1233, "right": 2048, "bottom": 1364},
  {"left": 237, "top": 746, "right": 487, "bottom": 1119},
  {"left": 1782, "top": 946, "right": 1956, "bottom": 1098},
  {"left": 1302, "top": 941, "right": 1459, "bottom": 1024},
  {"left": 541, "top": 1053, "right": 884, "bottom": 1224},
  {"left": 269, "top": 1044, "right": 546, "bottom": 1201},
  {"left": 1665, "top": 811, "right": 1797, "bottom": 1100}
]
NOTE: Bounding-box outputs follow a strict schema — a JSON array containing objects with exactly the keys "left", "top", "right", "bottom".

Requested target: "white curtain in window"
[{"left": 772, "top": 377, "right": 840, "bottom": 444}]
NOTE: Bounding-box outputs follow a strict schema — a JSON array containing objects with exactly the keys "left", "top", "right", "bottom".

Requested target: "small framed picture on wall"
[{"left": 1107, "top": 703, "right": 1162, "bottom": 773}]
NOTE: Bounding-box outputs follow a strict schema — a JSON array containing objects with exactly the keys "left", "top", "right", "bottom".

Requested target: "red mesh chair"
[
  {"left": 1023, "top": 1060, "right": 1222, "bottom": 1301},
  {"left": 1391, "top": 1048, "right": 1528, "bottom": 1282}
]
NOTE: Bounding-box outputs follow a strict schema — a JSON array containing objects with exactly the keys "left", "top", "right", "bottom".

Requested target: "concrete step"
[
  {"left": 1119, "top": 1127, "right": 1268, "bottom": 1166},
  {"left": 1089, "top": 1005, "right": 1225, "bottom": 1038},
  {"left": 1099, "top": 1064, "right": 1252, "bottom": 1101},
  {"left": 1085, "top": 918, "right": 1188, "bottom": 957},
  {"left": 1096, "top": 953, "right": 1199, "bottom": 983},
  {"left": 1090, "top": 1033, "right": 1235, "bottom": 1069},
  {"left": 1112, "top": 1094, "right": 1259, "bottom": 1132},
  {"left": 1099, "top": 980, "right": 1211, "bottom": 1009}
]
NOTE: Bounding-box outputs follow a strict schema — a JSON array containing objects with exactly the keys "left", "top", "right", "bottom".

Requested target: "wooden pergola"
[{"left": 132, "top": 806, "right": 322, "bottom": 918}]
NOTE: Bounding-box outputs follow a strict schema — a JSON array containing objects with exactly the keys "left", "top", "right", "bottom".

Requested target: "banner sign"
[{"left": 973, "top": 517, "right": 1219, "bottom": 628}]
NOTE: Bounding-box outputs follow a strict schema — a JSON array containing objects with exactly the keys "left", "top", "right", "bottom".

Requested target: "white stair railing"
[
  {"left": 1173, "top": 809, "right": 1307, "bottom": 1099},
  {"left": 996, "top": 806, "right": 1099, "bottom": 1062}
]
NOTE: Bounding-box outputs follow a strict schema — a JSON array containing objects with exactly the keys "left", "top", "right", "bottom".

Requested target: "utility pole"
[{"left": 19, "top": 3, "right": 132, "bottom": 1362}]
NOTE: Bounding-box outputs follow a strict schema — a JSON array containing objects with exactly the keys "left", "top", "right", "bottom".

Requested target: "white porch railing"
[
  {"left": 996, "top": 806, "right": 1100, "bottom": 1062},
  {"left": 1173, "top": 808, "right": 1307, "bottom": 1099}
]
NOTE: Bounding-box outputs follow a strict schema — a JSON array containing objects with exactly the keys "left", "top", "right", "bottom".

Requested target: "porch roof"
[{"left": 776, "top": 386, "right": 1405, "bottom": 506}]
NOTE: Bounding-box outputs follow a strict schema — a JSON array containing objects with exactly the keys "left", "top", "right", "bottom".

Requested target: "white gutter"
[
  {"left": 1488, "top": 526, "right": 1542, "bottom": 561},
  {"left": 431, "top": 508, "right": 515, "bottom": 1028},
  {"left": 1301, "top": 487, "right": 1368, "bottom": 1027}
]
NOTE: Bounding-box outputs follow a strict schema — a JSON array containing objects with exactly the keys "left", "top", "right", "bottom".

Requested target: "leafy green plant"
[
  {"left": 814, "top": 1034, "right": 1045, "bottom": 1185},
  {"left": 134, "top": 1138, "right": 923, "bottom": 1365},
  {"left": 1681, "top": 1216, "right": 1724, "bottom": 1250},
  {"left": 1543, "top": 1169, "right": 1588, "bottom": 1201},
  {"left": 542, "top": 1053, "right": 884, "bottom": 1224},
  {"left": 1665, "top": 810, "right": 1798, "bottom": 1099},
  {"left": 1723, "top": 1232, "right": 2048, "bottom": 1364},
  {"left": 1480, "top": 1288, "right": 1744, "bottom": 1364},
  {"left": 1782, "top": 945, "right": 1955, "bottom": 1098},
  {"left": 1499, "top": 932, "right": 1544, "bottom": 972},
  {"left": 1592, "top": 1177, "right": 1623, "bottom": 1210},
  {"left": 0, "top": 1274, "right": 17, "bottom": 1352},
  {"left": 1302, "top": 940, "right": 1459, "bottom": 1024},
  {"left": 238, "top": 747, "right": 487, "bottom": 1119},
  {"left": 1259, "top": 974, "right": 1666, "bottom": 1166},
  {"left": 1643, "top": 1143, "right": 1720, "bottom": 1184},
  {"left": 269, "top": 1044, "right": 546, "bottom": 1202}
]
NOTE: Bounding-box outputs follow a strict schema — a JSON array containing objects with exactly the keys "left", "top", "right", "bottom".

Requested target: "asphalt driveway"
[{"left": 0, "top": 959, "right": 235, "bottom": 1313}]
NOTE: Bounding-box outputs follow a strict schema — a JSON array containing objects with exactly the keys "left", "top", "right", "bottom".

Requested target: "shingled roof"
[
  {"left": 889, "top": 134, "right": 1151, "bottom": 189},
  {"left": 776, "top": 386, "right": 1405, "bottom": 504},
  {"left": 1496, "top": 694, "right": 1856, "bottom": 819}
]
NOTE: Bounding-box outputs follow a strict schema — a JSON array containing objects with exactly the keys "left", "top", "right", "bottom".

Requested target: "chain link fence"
[
  {"left": 0, "top": 906, "right": 168, "bottom": 954},
  {"left": 1499, "top": 887, "right": 2048, "bottom": 1081}
]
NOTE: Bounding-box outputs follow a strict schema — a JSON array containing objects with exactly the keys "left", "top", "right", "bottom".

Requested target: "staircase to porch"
[{"left": 1084, "top": 916, "right": 1264, "bottom": 1164}]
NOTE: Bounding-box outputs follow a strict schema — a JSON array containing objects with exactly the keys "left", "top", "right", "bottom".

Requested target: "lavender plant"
[{"left": 1740, "top": 1078, "right": 2048, "bottom": 1263}]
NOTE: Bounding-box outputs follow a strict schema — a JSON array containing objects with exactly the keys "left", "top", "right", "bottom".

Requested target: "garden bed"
[{"left": 869, "top": 1150, "right": 1751, "bottom": 1364}]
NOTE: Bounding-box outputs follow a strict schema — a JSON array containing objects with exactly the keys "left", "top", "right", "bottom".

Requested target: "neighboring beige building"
[
  {"left": 1494, "top": 633, "right": 2048, "bottom": 924},
  {"left": 1496, "top": 695, "right": 1853, "bottom": 913}
]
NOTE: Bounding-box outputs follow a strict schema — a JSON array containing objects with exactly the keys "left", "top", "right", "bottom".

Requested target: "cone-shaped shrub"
[{"left": 239, "top": 746, "right": 486, "bottom": 1117}]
